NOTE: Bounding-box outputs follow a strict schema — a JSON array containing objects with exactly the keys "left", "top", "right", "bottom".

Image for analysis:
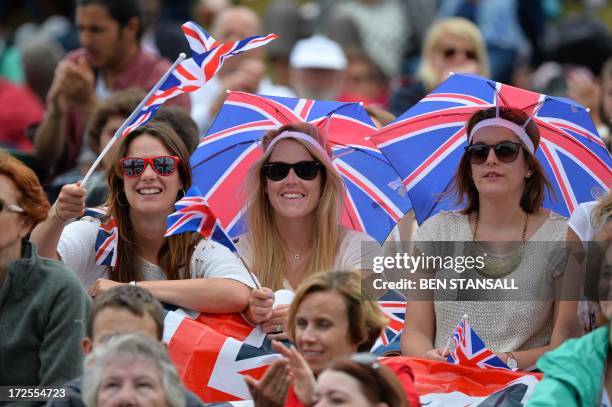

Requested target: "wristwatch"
[{"left": 504, "top": 352, "right": 518, "bottom": 370}]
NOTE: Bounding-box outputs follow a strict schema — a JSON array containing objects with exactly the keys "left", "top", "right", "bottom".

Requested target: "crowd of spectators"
[{"left": 0, "top": 1, "right": 611, "bottom": 406}]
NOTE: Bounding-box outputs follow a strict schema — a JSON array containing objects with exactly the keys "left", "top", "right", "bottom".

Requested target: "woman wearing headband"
[
  {"left": 238, "top": 122, "right": 378, "bottom": 336},
  {"left": 400, "top": 106, "right": 579, "bottom": 370},
  {"left": 31, "top": 122, "right": 255, "bottom": 312}
]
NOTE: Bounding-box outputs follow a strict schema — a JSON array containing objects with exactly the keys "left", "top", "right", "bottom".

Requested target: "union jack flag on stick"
[
  {"left": 165, "top": 186, "right": 259, "bottom": 288},
  {"left": 445, "top": 314, "right": 512, "bottom": 371},
  {"left": 81, "top": 21, "right": 278, "bottom": 185}
]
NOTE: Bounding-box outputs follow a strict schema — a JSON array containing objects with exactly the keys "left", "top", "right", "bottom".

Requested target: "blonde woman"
[
  {"left": 390, "top": 17, "right": 490, "bottom": 116},
  {"left": 239, "top": 122, "right": 379, "bottom": 337}
]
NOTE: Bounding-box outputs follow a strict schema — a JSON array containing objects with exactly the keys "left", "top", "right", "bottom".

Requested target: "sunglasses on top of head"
[
  {"left": 464, "top": 142, "right": 522, "bottom": 164},
  {"left": 262, "top": 161, "right": 323, "bottom": 181},
  {"left": 119, "top": 156, "right": 181, "bottom": 178}
]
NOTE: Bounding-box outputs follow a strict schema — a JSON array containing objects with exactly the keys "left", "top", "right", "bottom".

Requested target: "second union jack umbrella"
[
  {"left": 372, "top": 73, "right": 612, "bottom": 224},
  {"left": 190, "top": 91, "right": 412, "bottom": 243}
]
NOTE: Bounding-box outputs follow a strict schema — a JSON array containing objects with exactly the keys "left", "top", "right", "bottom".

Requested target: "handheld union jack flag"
[
  {"left": 82, "top": 22, "right": 278, "bottom": 185},
  {"left": 82, "top": 208, "right": 119, "bottom": 268},
  {"left": 165, "top": 186, "right": 237, "bottom": 253},
  {"left": 372, "top": 73, "right": 612, "bottom": 224},
  {"left": 190, "top": 92, "right": 412, "bottom": 243},
  {"left": 120, "top": 21, "right": 278, "bottom": 138},
  {"left": 446, "top": 317, "right": 511, "bottom": 371}
]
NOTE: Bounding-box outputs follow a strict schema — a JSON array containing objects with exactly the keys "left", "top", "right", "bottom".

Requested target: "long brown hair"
[
  {"left": 452, "top": 107, "right": 553, "bottom": 214},
  {"left": 105, "top": 122, "right": 197, "bottom": 282},
  {"left": 245, "top": 122, "right": 345, "bottom": 290}
]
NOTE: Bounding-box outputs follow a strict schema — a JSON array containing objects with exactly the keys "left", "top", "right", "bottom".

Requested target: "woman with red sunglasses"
[
  {"left": 32, "top": 122, "right": 254, "bottom": 313},
  {"left": 400, "top": 106, "right": 579, "bottom": 371},
  {"left": 238, "top": 122, "right": 379, "bottom": 338}
]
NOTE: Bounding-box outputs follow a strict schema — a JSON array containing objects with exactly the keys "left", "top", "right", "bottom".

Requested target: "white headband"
[
  {"left": 468, "top": 118, "right": 535, "bottom": 155},
  {"left": 264, "top": 131, "right": 332, "bottom": 162}
]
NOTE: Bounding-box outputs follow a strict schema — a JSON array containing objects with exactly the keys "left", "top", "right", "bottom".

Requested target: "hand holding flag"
[{"left": 445, "top": 315, "right": 512, "bottom": 371}]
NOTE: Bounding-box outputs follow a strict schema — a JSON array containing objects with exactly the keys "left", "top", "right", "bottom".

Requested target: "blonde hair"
[
  {"left": 418, "top": 17, "right": 490, "bottom": 91},
  {"left": 245, "top": 123, "right": 345, "bottom": 290},
  {"left": 287, "top": 271, "right": 389, "bottom": 352},
  {"left": 592, "top": 189, "right": 612, "bottom": 228}
]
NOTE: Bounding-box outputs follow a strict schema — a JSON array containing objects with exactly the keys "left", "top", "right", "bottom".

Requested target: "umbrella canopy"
[
  {"left": 371, "top": 73, "right": 612, "bottom": 224},
  {"left": 190, "top": 91, "right": 412, "bottom": 243}
]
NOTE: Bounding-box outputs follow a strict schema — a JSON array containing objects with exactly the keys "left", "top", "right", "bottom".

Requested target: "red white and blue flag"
[
  {"left": 190, "top": 91, "right": 412, "bottom": 243},
  {"left": 446, "top": 317, "right": 511, "bottom": 371},
  {"left": 165, "top": 186, "right": 237, "bottom": 253},
  {"left": 120, "top": 21, "right": 278, "bottom": 138},
  {"left": 372, "top": 73, "right": 612, "bottom": 224},
  {"left": 371, "top": 290, "right": 406, "bottom": 354},
  {"left": 82, "top": 208, "right": 118, "bottom": 267}
]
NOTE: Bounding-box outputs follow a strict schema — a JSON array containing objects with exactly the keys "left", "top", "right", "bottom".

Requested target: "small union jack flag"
[
  {"left": 81, "top": 208, "right": 119, "bottom": 268},
  {"left": 446, "top": 317, "right": 511, "bottom": 371},
  {"left": 165, "top": 186, "right": 237, "bottom": 253},
  {"left": 120, "top": 21, "right": 278, "bottom": 138}
]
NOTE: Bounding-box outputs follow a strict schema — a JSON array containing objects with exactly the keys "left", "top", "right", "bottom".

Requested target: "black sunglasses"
[
  {"left": 262, "top": 161, "right": 322, "bottom": 181},
  {"left": 119, "top": 156, "right": 181, "bottom": 178},
  {"left": 443, "top": 47, "right": 477, "bottom": 61},
  {"left": 464, "top": 142, "right": 522, "bottom": 164}
]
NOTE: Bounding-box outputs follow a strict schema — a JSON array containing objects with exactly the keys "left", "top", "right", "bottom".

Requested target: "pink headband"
[
  {"left": 468, "top": 118, "right": 535, "bottom": 155},
  {"left": 264, "top": 131, "right": 332, "bottom": 163}
]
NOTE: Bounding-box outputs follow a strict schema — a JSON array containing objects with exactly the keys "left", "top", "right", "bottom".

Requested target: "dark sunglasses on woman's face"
[
  {"left": 443, "top": 47, "right": 477, "bottom": 61},
  {"left": 262, "top": 161, "right": 322, "bottom": 181},
  {"left": 464, "top": 142, "right": 522, "bottom": 164},
  {"left": 119, "top": 156, "right": 181, "bottom": 178}
]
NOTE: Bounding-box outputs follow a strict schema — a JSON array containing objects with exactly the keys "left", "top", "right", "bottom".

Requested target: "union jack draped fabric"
[
  {"left": 446, "top": 317, "right": 511, "bottom": 371},
  {"left": 82, "top": 208, "right": 118, "bottom": 267},
  {"left": 190, "top": 91, "right": 412, "bottom": 243},
  {"left": 165, "top": 186, "right": 238, "bottom": 253},
  {"left": 120, "top": 21, "right": 278, "bottom": 138},
  {"left": 373, "top": 73, "right": 612, "bottom": 224}
]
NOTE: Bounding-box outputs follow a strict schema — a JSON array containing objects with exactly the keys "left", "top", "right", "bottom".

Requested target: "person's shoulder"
[
  {"left": 537, "top": 325, "right": 608, "bottom": 376},
  {"left": 420, "top": 210, "right": 465, "bottom": 229},
  {"left": 341, "top": 228, "right": 376, "bottom": 244},
  {"left": 140, "top": 49, "right": 172, "bottom": 70}
]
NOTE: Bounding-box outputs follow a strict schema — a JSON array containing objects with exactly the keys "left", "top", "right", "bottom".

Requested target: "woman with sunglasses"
[
  {"left": 246, "top": 271, "right": 419, "bottom": 407},
  {"left": 390, "top": 17, "right": 489, "bottom": 116},
  {"left": 400, "top": 106, "right": 579, "bottom": 370},
  {"left": 237, "top": 122, "right": 379, "bottom": 335},
  {"left": 31, "top": 122, "right": 255, "bottom": 312},
  {"left": 0, "top": 151, "right": 90, "bottom": 388}
]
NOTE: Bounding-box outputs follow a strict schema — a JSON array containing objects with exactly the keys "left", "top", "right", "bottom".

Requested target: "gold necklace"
[{"left": 471, "top": 212, "right": 529, "bottom": 278}]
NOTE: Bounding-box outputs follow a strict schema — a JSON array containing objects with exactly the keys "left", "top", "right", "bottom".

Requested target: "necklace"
[{"left": 471, "top": 211, "right": 529, "bottom": 278}]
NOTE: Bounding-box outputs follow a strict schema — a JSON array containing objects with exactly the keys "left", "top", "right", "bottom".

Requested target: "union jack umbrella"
[
  {"left": 190, "top": 92, "right": 413, "bottom": 243},
  {"left": 446, "top": 317, "right": 511, "bottom": 371},
  {"left": 165, "top": 186, "right": 238, "bottom": 253},
  {"left": 372, "top": 73, "right": 612, "bottom": 224}
]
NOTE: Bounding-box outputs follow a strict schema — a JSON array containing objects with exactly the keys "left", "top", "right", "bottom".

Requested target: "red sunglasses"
[{"left": 119, "top": 156, "right": 181, "bottom": 178}]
